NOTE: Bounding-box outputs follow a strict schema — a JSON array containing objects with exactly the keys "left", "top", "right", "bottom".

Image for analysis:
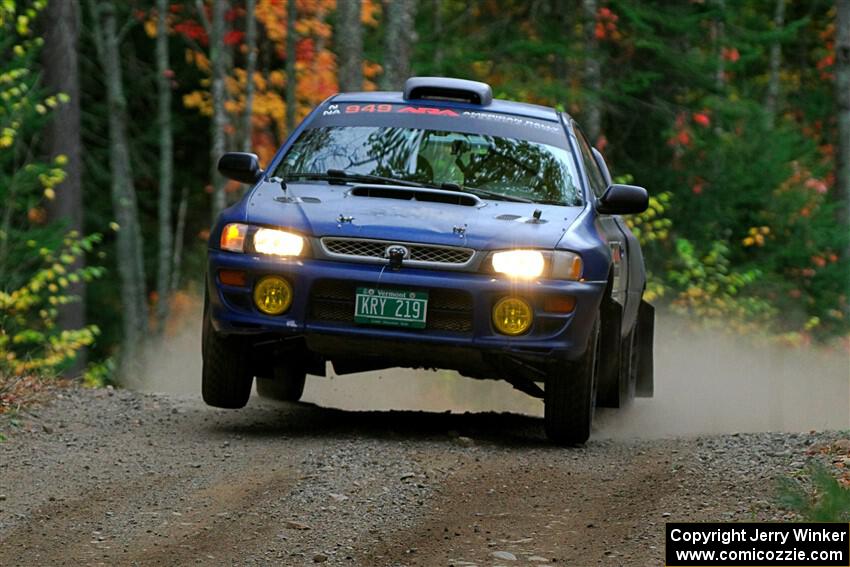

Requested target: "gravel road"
[{"left": 0, "top": 385, "right": 845, "bottom": 567}]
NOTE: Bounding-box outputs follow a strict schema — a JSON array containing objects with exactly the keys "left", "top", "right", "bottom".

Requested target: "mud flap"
[
  {"left": 635, "top": 300, "right": 654, "bottom": 397},
  {"left": 596, "top": 297, "right": 623, "bottom": 408}
]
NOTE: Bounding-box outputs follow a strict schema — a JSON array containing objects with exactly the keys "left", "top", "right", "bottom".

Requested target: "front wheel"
[
  {"left": 256, "top": 364, "right": 306, "bottom": 402},
  {"left": 201, "top": 302, "right": 253, "bottom": 409},
  {"left": 544, "top": 315, "right": 601, "bottom": 445}
]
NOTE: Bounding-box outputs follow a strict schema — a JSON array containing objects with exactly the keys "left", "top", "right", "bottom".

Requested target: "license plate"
[{"left": 354, "top": 287, "right": 428, "bottom": 329}]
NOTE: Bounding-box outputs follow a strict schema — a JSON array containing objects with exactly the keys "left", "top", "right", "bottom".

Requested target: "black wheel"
[
  {"left": 201, "top": 298, "right": 253, "bottom": 408},
  {"left": 544, "top": 315, "right": 601, "bottom": 445},
  {"left": 256, "top": 364, "right": 306, "bottom": 402}
]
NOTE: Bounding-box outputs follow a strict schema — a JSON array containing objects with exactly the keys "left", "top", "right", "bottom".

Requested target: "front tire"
[
  {"left": 201, "top": 301, "right": 253, "bottom": 409},
  {"left": 544, "top": 315, "right": 601, "bottom": 445},
  {"left": 256, "top": 365, "right": 306, "bottom": 402}
]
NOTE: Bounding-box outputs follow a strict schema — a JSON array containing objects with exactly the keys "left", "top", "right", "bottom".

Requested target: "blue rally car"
[{"left": 203, "top": 77, "right": 655, "bottom": 445}]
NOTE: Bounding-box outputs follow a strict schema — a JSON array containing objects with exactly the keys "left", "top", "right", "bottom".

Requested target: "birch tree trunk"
[
  {"left": 286, "top": 0, "right": 297, "bottom": 133},
  {"left": 42, "top": 0, "right": 86, "bottom": 375},
  {"left": 764, "top": 0, "right": 785, "bottom": 128},
  {"left": 337, "top": 0, "right": 363, "bottom": 92},
  {"left": 242, "top": 0, "right": 257, "bottom": 152},
  {"left": 155, "top": 0, "right": 173, "bottom": 334},
  {"left": 381, "top": 0, "right": 416, "bottom": 90},
  {"left": 837, "top": 0, "right": 850, "bottom": 264},
  {"left": 88, "top": 0, "right": 148, "bottom": 377},
  {"left": 210, "top": 0, "right": 227, "bottom": 220},
  {"left": 581, "top": 0, "right": 601, "bottom": 143}
]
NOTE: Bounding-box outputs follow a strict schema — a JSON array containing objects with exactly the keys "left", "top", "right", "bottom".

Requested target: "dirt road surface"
[
  {"left": 0, "top": 386, "right": 844, "bottom": 567},
  {"left": 2, "top": 319, "right": 848, "bottom": 566}
]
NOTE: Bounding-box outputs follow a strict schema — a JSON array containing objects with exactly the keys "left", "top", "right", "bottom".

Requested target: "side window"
[{"left": 573, "top": 126, "right": 607, "bottom": 198}]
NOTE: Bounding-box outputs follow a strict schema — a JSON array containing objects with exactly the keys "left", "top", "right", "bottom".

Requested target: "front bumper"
[{"left": 207, "top": 249, "right": 607, "bottom": 367}]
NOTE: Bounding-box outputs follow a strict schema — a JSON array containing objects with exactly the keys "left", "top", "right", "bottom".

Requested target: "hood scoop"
[
  {"left": 350, "top": 184, "right": 481, "bottom": 207},
  {"left": 274, "top": 195, "right": 322, "bottom": 204},
  {"left": 496, "top": 213, "right": 548, "bottom": 224}
]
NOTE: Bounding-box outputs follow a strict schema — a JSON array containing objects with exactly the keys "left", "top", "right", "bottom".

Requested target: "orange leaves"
[
  {"left": 360, "top": 0, "right": 381, "bottom": 26},
  {"left": 595, "top": 7, "right": 620, "bottom": 41},
  {"left": 692, "top": 112, "right": 711, "bottom": 128},
  {"left": 721, "top": 47, "right": 740, "bottom": 63}
]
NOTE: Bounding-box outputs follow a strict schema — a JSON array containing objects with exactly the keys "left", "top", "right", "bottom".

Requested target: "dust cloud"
[{"left": 134, "top": 306, "right": 850, "bottom": 438}]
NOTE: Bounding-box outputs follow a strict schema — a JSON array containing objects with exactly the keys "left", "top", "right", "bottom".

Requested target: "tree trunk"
[
  {"left": 171, "top": 185, "right": 189, "bottom": 294},
  {"left": 285, "top": 0, "right": 297, "bottom": 133},
  {"left": 155, "top": 0, "right": 173, "bottom": 334},
  {"left": 433, "top": 0, "right": 443, "bottom": 75},
  {"left": 581, "top": 0, "right": 601, "bottom": 143},
  {"left": 381, "top": 0, "right": 416, "bottom": 90},
  {"left": 837, "top": 0, "right": 850, "bottom": 264},
  {"left": 337, "top": 0, "right": 363, "bottom": 91},
  {"left": 210, "top": 0, "right": 227, "bottom": 220},
  {"left": 42, "top": 0, "right": 86, "bottom": 375},
  {"left": 713, "top": 0, "right": 726, "bottom": 91},
  {"left": 764, "top": 0, "right": 785, "bottom": 128},
  {"left": 243, "top": 0, "right": 257, "bottom": 152},
  {"left": 88, "top": 0, "right": 148, "bottom": 378}
]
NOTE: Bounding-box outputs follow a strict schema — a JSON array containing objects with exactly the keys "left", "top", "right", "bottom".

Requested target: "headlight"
[
  {"left": 253, "top": 228, "right": 305, "bottom": 257},
  {"left": 488, "top": 250, "right": 582, "bottom": 280},
  {"left": 491, "top": 250, "right": 545, "bottom": 279}
]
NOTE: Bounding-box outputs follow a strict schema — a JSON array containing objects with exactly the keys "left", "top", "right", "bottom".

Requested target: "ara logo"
[
  {"left": 398, "top": 106, "right": 459, "bottom": 116},
  {"left": 322, "top": 104, "right": 340, "bottom": 116}
]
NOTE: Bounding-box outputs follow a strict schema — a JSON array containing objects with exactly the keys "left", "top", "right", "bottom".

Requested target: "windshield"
[{"left": 274, "top": 126, "right": 583, "bottom": 206}]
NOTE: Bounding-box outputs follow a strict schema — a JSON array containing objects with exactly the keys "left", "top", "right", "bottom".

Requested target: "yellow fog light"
[
  {"left": 253, "top": 276, "right": 292, "bottom": 315},
  {"left": 492, "top": 297, "right": 533, "bottom": 336}
]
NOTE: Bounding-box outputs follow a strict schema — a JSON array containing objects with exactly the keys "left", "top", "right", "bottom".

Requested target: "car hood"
[{"left": 245, "top": 181, "right": 583, "bottom": 250}]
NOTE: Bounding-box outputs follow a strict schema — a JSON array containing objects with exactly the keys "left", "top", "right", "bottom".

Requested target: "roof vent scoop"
[{"left": 403, "top": 77, "right": 493, "bottom": 106}]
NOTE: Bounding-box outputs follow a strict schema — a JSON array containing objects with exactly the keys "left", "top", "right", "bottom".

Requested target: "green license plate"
[{"left": 354, "top": 287, "right": 428, "bottom": 329}]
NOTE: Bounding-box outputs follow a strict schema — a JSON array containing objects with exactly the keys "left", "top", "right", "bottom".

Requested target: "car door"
[{"left": 572, "top": 124, "right": 636, "bottom": 335}]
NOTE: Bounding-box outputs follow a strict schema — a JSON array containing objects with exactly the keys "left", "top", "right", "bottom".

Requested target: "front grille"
[
  {"left": 320, "top": 237, "right": 474, "bottom": 267},
  {"left": 309, "top": 280, "right": 474, "bottom": 334}
]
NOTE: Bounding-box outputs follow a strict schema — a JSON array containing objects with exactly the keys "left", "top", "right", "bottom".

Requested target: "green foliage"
[
  {"left": 778, "top": 463, "right": 850, "bottom": 522},
  {"left": 0, "top": 233, "right": 104, "bottom": 375},
  {"left": 0, "top": 0, "right": 68, "bottom": 290},
  {"left": 413, "top": 0, "right": 847, "bottom": 341},
  {"left": 83, "top": 357, "right": 115, "bottom": 388},
  {"left": 0, "top": 1, "right": 105, "bottom": 377}
]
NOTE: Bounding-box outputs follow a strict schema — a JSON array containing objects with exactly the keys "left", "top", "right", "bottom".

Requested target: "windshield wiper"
[
  {"left": 439, "top": 182, "right": 534, "bottom": 203},
  {"left": 284, "top": 169, "right": 426, "bottom": 188}
]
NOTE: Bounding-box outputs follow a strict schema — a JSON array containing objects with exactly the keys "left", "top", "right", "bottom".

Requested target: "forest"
[{"left": 1, "top": 0, "right": 848, "bottom": 383}]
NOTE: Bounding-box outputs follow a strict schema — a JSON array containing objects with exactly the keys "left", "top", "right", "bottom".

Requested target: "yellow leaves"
[
  {"left": 109, "top": 222, "right": 120, "bottom": 232},
  {"left": 269, "top": 70, "right": 286, "bottom": 89},
  {"left": 742, "top": 226, "right": 770, "bottom": 247},
  {"left": 144, "top": 18, "right": 157, "bottom": 38},
  {"left": 183, "top": 90, "right": 212, "bottom": 116}
]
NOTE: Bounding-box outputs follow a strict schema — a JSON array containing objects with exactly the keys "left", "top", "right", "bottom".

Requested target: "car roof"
[{"left": 329, "top": 91, "right": 565, "bottom": 123}]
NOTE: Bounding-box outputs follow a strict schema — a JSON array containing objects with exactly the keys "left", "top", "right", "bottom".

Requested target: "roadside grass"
[
  {"left": 778, "top": 437, "right": 850, "bottom": 521},
  {"left": 0, "top": 373, "right": 71, "bottom": 441}
]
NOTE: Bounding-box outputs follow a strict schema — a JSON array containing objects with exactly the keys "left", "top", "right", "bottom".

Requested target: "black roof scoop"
[{"left": 403, "top": 77, "right": 493, "bottom": 106}]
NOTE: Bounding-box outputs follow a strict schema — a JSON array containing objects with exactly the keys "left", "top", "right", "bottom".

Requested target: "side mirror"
[
  {"left": 591, "top": 147, "right": 613, "bottom": 187},
  {"left": 597, "top": 184, "right": 648, "bottom": 215},
  {"left": 217, "top": 152, "right": 263, "bottom": 184}
]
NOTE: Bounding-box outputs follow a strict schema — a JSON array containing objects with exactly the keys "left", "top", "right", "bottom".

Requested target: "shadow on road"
[{"left": 206, "top": 399, "right": 561, "bottom": 449}]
